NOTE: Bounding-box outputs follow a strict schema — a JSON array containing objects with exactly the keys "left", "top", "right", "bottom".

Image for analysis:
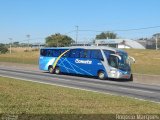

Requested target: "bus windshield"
[
  {"left": 103, "top": 50, "right": 130, "bottom": 71},
  {"left": 103, "top": 50, "right": 118, "bottom": 68},
  {"left": 118, "top": 53, "right": 128, "bottom": 66},
  {"left": 117, "top": 52, "right": 131, "bottom": 71}
]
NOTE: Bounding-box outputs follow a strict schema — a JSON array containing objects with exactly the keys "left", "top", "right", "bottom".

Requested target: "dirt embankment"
[
  {"left": 0, "top": 62, "right": 39, "bottom": 71},
  {"left": 133, "top": 73, "right": 160, "bottom": 85}
]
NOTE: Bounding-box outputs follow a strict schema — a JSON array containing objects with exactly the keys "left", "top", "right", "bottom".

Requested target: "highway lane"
[{"left": 0, "top": 66, "right": 160, "bottom": 103}]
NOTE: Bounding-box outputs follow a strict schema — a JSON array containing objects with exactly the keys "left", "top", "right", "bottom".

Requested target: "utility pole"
[
  {"left": 8, "top": 38, "right": 12, "bottom": 54},
  {"left": 156, "top": 36, "right": 158, "bottom": 50},
  {"left": 75, "top": 26, "right": 79, "bottom": 44},
  {"left": 153, "top": 33, "right": 159, "bottom": 50},
  {"left": 26, "top": 34, "right": 30, "bottom": 50}
]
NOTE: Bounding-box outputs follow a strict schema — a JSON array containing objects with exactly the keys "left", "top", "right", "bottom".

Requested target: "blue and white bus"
[{"left": 39, "top": 46, "right": 135, "bottom": 80}]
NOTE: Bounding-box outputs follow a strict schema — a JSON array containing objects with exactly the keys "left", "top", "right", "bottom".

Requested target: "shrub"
[
  {"left": 24, "top": 49, "right": 29, "bottom": 52},
  {"left": 32, "top": 48, "right": 39, "bottom": 51},
  {"left": 0, "top": 44, "right": 8, "bottom": 54}
]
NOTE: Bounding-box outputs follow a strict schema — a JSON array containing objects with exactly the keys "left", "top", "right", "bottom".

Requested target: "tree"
[
  {"left": 0, "top": 44, "right": 8, "bottom": 54},
  {"left": 96, "top": 32, "right": 117, "bottom": 39},
  {"left": 13, "top": 42, "right": 20, "bottom": 47},
  {"left": 153, "top": 33, "right": 160, "bottom": 38},
  {"left": 45, "top": 33, "right": 74, "bottom": 47}
]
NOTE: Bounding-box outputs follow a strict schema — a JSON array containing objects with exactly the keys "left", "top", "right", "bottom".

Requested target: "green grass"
[
  {"left": 0, "top": 48, "right": 160, "bottom": 75},
  {"left": 0, "top": 50, "right": 39, "bottom": 64},
  {"left": 126, "top": 49, "right": 160, "bottom": 75},
  {"left": 0, "top": 77, "right": 160, "bottom": 115}
]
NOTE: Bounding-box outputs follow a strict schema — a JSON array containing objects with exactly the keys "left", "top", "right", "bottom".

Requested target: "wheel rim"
[
  {"left": 99, "top": 72, "right": 105, "bottom": 79},
  {"left": 49, "top": 67, "right": 53, "bottom": 73},
  {"left": 55, "top": 68, "right": 60, "bottom": 74}
]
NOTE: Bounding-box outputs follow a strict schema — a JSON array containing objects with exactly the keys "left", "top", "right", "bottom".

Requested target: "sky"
[{"left": 0, "top": 0, "right": 160, "bottom": 43}]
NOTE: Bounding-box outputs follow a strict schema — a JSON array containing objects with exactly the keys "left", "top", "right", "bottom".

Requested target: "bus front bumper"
[{"left": 108, "top": 70, "right": 131, "bottom": 79}]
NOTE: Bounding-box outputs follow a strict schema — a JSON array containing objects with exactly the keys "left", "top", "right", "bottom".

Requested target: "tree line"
[
  {"left": 45, "top": 32, "right": 117, "bottom": 47},
  {"left": 0, "top": 32, "right": 117, "bottom": 54},
  {"left": 0, "top": 32, "right": 160, "bottom": 54}
]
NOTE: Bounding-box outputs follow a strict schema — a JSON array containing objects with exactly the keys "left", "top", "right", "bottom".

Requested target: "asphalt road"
[{"left": 0, "top": 66, "right": 160, "bottom": 103}]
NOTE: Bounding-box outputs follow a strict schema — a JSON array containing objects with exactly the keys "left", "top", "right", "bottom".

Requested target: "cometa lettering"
[{"left": 75, "top": 59, "right": 92, "bottom": 64}]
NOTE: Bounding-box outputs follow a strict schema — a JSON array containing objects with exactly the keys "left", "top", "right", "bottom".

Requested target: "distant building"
[
  {"left": 71, "top": 41, "right": 93, "bottom": 46},
  {"left": 136, "top": 38, "right": 159, "bottom": 49},
  {"left": 136, "top": 39, "right": 147, "bottom": 48},
  {"left": 95, "top": 39, "right": 145, "bottom": 49},
  {"left": 31, "top": 43, "right": 45, "bottom": 48}
]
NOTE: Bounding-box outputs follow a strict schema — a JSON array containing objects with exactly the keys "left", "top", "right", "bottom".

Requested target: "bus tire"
[
  {"left": 55, "top": 66, "right": 60, "bottom": 74},
  {"left": 48, "top": 66, "right": 54, "bottom": 74},
  {"left": 129, "top": 74, "right": 133, "bottom": 81},
  {"left": 98, "top": 71, "right": 105, "bottom": 80}
]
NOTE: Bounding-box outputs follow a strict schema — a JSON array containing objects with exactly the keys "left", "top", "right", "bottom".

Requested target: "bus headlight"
[
  {"left": 110, "top": 69, "right": 123, "bottom": 78},
  {"left": 117, "top": 71, "right": 122, "bottom": 77},
  {"left": 110, "top": 69, "right": 118, "bottom": 77},
  {"left": 110, "top": 69, "right": 116, "bottom": 74}
]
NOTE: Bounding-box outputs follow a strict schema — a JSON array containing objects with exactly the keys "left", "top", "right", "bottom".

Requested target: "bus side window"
[
  {"left": 90, "top": 50, "right": 96, "bottom": 59},
  {"left": 53, "top": 50, "right": 61, "bottom": 57},
  {"left": 47, "top": 50, "right": 52, "bottom": 57},
  {"left": 108, "top": 55, "right": 118, "bottom": 68},
  {"left": 75, "top": 49, "right": 81, "bottom": 58},
  {"left": 80, "top": 50, "right": 90, "bottom": 58},
  {"left": 40, "top": 49, "right": 47, "bottom": 56},
  {"left": 80, "top": 50, "right": 84, "bottom": 58},
  {"left": 70, "top": 49, "right": 80, "bottom": 58},
  {"left": 60, "top": 49, "right": 66, "bottom": 54},
  {"left": 90, "top": 50, "right": 103, "bottom": 60},
  {"left": 103, "top": 50, "right": 115, "bottom": 61},
  {"left": 61, "top": 49, "right": 70, "bottom": 57},
  {"left": 97, "top": 50, "right": 103, "bottom": 60}
]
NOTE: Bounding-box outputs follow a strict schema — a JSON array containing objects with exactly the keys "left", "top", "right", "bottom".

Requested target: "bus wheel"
[
  {"left": 129, "top": 74, "right": 133, "bottom": 81},
  {"left": 98, "top": 71, "right": 105, "bottom": 80},
  {"left": 55, "top": 67, "right": 60, "bottom": 74},
  {"left": 48, "top": 66, "right": 54, "bottom": 74}
]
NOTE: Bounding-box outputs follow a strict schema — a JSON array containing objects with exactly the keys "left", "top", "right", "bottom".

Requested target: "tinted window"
[
  {"left": 108, "top": 55, "right": 118, "bottom": 68},
  {"left": 79, "top": 49, "right": 90, "bottom": 58},
  {"left": 59, "top": 49, "right": 66, "bottom": 56},
  {"left": 60, "top": 49, "right": 66, "bottom": 54},
  {"left": 52, "top": 49, "right": 61, "bottom": 57},
  {"left": 103, "top": 50, "right": 115, "bottom": 60},
  {"left": 40, "top": 49, "right": 69, "bottom": 57},
  {"left": 90, "top": 50, "right": 103, "bottom": 59},
  {"left": 62, "top": 51, "right": 70, "bottom": 57},
  {"left": 47, "top": 50, "right": 52, "bottom": 57},
  {"left": 40, "top": 49, "right": 47, "bottom": 56},
  {"left": 69, "top": 49, "right": 81, "bottom": 58}
]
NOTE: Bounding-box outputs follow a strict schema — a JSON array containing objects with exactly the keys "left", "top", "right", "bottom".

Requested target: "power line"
[
  {"left": 3, "top": 25, "right": 160, "bottom": 44},
  {"left": 11, "top": 37, "right": 45, "bottom": 43},
  {"left": 111, "top": 25, "right": 160, "bottom": 32},
  {"left": 65, "top": 30, "right": 76, "bottom": 34},
  {"left": 76, "top": 25, "right": 160, "bottom": 33}
]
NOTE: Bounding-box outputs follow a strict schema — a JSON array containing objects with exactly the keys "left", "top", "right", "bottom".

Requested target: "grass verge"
[
  {"left": 0, "top": 76, "right": 160, "bottom": 115},
  {"left": 126, "top": 49, "right": 160, "bottom": 75}
]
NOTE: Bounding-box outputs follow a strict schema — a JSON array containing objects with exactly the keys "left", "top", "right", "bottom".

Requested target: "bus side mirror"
[
  {"left": 128, "top": 56, "right": 135, "bottom": 64},
  {"left": 109, "top": 54, "right": 121, "bottom": 69},
  {"left": 110, "top": 54, "right": 121, "bottom": 60}
]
